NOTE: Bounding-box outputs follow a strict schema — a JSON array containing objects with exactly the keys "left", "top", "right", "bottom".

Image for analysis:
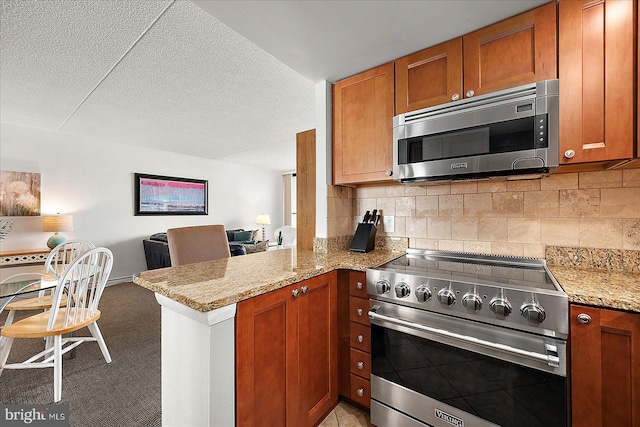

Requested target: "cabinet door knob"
[
  {"left": 451, "top": 93, "right": 460, "bottom": 101},
  {"left": 577, "top": 313, "right": 591, "bottom": 325},
  {"left": 385, "top": 170, "right": 393, "bottom": 177},
  {"left": 357, "top": 361, "right": 364, "bottom": 370},
  {"left": 357, "top": 308, "right": 363, "bottom": 316},
  {"left": 356, "top": 387, "right": 364, "bottom": 397},
  {"left": 564, "top": 149, "right": 576, "bottom": 159},
  {"left": 301, "top": 286, "right": 308, "bottom": 294},
  {"left": 466, "top": 89, "right": 475, "bottom": 98},
  {"left": 357, "top": 334, "right": 364, "bottom": 343},
  {"left": 292, "top": 289, "right": 299, "bottom": 298},
  {"left": 356, "top": 282, "right": 363, "bottom": 290}
]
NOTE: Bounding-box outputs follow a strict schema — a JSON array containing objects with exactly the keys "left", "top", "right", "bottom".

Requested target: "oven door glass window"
[{"left": 371, "top": 325, "right": 567, "bottom": 426}]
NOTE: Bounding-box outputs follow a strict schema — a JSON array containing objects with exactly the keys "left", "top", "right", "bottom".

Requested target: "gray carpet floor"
[{"left": 0, "top": 282, "right": 161, "bottom": 426}]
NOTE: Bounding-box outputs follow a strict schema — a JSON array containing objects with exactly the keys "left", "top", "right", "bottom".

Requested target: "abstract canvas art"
[
  {"left": 134, "top": 173, "right": 208, "bottom": 215},
  {"left": 0, "top": 170, "right": 41, "bottom": 216}
]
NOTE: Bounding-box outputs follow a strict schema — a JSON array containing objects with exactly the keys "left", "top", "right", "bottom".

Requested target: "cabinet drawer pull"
[
  {"left": 357, "top": 308, "right": 363, "bottom": 316},
  {"left": 292, "top": 289, "right": 299, "bottom": 298},
  {"left": 357, "top": 361, "right": 364, "bottom": 370},
  {"left": 466, "top": 89, "right": 475, "bottom": 98},
  {"left": 357, "top": 334, "right": 364, "bottom": 343},
  {"left": 577, "top": 313, "right": 591, "bottom": 325},
  {"left": 301, "top": 286, "right": 308, "bottom": 294},
  {"left": 356, "top": 282, "right": 363, "bottom": 290},
  {"left": 356, "top": 387, "right": 364, "bottom": 397},
  {"left": 564, "top": 149, "right": 576, "bottom": 159}
]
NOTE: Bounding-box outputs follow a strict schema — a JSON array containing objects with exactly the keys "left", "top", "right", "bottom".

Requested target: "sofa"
[{"left": 143, "top": 229, "right": 268, "bottom": 270}]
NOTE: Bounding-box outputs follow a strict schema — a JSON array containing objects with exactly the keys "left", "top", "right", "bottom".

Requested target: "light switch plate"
[{"left": 383, "top": 215, "right": 395, "bottom": 233}]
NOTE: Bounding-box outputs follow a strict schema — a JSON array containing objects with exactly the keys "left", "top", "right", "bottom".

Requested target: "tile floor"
[{"left": 318, "top": 402, "right": 371, "bottom": 427}]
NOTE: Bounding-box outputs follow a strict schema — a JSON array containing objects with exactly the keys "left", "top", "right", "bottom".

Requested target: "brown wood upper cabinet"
[
  {"left": 559, "top": 0, "right": 635, "bottom": 165},
  {"left": 570, "top": 305, "right": 640, "bottom": 426},
  {"left": 236, "top": 272, "right": 338, "bottom": 427},
  {"left": 332, "top": 62, "right": 395, "bottom": 185},
  {"left": 395, "top": 2, "right": 557, "bottom": 114}
]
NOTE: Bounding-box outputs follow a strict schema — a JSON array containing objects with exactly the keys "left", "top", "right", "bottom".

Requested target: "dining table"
[{"left": 0, "top": 273, "right": 59, "bottom": 314}]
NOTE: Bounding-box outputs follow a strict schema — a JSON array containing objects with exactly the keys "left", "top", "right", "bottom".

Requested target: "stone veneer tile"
[
  {"left": 579, "top": 218, "right": 623, "bottom": 249},
  {"left": 623, "top": 169, "right": 640, "bottom": 187},
  {"left": 478, "top": 180, "right": 507, "bottom": 193},
  {"left": 541, "top": 218, "right": 580, "bottom": 246},
  {"left": 623, "top": 219, "right": 640, "bottom": 250},
  {"left": 406, "top": 217, "right": 427, "bottom": 238},
  {"left": 364, "top": 186, "right": 387, "bottom": 198},
  {"left": 579, "top": 170, "right": 622, "bottom": 189},
  {"left": 404, "top": 185, "right": 427, "bottom": 196},
  {"left": 541, "top": 173, "right": 579, "bottom": 190},
  {"left": 385, "top": 185, "right": 405, "bottom": 197},
  {"left": 391, "top": 217, "right": 407, "bottom": 237},
  {"left": 415, "top": 195, "right": 438, "bottom": 218},
  {"left": 491, "top": 242, "right": 524, "bottom": 257},
  {"left": 492, "top": 192, "right": 524, "bottom": 217},
  {"left": 524, "top": 190, "right": 559, "bottom": 217},
  {"left": 600, "top": 188, "right": 640, "bottom": 218},
  {"left": 559, "top": 189, "right": 600, "bottom": 218},
  {"left": 439, "top": 240, "right": 465, "bottom": 252},
  {"left": 396, "top": 197, "right": 416, "bottom": 217},
  {"left": 358, "top": 198, "right": 377, "bottom": 213},
  {"left": 376, "top": 197, "right": 396, "bottom": 216},
  {"left": 439, "top": 194, "right": 464, "bottom": 217},
  {"left": 464, "top": 241, "right": 491, "bottom": 254},
  {"left": 464, "top": 193, "right": 493, "bottom": 217},
  {"left": 507, "top": 179, "right": 541, "bottom": 192},
  {"left": 451, "top": 217, "right": 478, "bottom": 240},
  {"left": 507, "top": 218, "right": 541, "bottom": 243},
  {"left": 523, "top": 244, "right": 545, "bottom": 259},
  {"left": 426, "top": 183, "right": 450, "bottom": 195},
  {"left": 478, "top": 218, "right": 508, "bottom": 242},
  {"left": 451, "top": 181, "right": 478, "bottom": 194},
  {"left": 410, "top": 238, "right": 439, "bottom": 250},
  {"left": 427, "top": 217, "right": 451, "bottom": 239}
]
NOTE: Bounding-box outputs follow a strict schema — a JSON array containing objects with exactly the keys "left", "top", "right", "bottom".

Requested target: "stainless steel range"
[{"left": 366, "top": 249, "right": 569, "bottom": 427}]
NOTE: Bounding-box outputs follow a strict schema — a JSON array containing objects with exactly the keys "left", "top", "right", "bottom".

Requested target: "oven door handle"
[{"left": 369, "top": 305, "right": 560, "bottom": 368}]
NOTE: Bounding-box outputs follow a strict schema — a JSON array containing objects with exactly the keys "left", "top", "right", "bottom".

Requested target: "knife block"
[{"left": 349, "top": 223, "right": 376, "bottom": 253}]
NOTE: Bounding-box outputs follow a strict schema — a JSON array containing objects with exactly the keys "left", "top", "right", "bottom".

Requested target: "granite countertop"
[{"left": 133, "top": 248, "right": 402, "bottom": 312}]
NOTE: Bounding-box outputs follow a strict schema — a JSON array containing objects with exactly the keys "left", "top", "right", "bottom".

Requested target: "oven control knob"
[
  {"left": 375, "top": 280, "right": 391, "bottom": 294},
  {"left": 489, "top": 297, "right": 512, "bottom": 319},
  {"left": 394, "top": 282, "right": 411, "bottom": 298},
  {"left": 462, "top": 293, "right": 483, "bottom": 313},
  {"left": 415, "top": 285, "right": 432, "bottom": 302},
  {"left": 437, "top": 288, "right": 456, "bottom": 306},
  {"left": 520, "top": 302, "right": 546, "bottom": 324}
]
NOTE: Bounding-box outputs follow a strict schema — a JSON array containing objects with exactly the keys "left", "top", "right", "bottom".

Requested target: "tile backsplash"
[{"left": 327, "top": 168, "right": 640, "bottom": 259}]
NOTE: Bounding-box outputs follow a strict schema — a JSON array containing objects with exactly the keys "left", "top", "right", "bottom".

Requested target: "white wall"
[{"left": 0, "top": 123, "right": 284, "bottom": 282}]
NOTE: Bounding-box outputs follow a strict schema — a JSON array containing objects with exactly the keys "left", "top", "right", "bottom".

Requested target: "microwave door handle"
[{"left": 368, "top": 307, "right": 560, "bottom": 368}]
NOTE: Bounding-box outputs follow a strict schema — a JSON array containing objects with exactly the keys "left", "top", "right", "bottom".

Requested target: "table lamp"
[
  {"left": 255, "top": 214, "right": 271, "bottom": 242},
  {"left": 43, "top": 214, "right": 73, "bottom": 249}
]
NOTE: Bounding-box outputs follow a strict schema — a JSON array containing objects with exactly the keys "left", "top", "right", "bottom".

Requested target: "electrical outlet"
[{"left": 383, "top": 216, "right": 395, "bottom": 233}]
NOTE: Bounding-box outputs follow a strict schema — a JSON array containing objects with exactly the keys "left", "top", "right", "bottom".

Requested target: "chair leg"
[
  {"left": 0, "top": 337, "right": 15, "bottom": 376},
  {"left": 87, "top": 322, "right": 111, "bottom": 363},
  {"left": 54, "top": 334, "right": 62, "bottom": 402},
  {"left": 3, "top": 310, "right": 15, "bottom": 328}
]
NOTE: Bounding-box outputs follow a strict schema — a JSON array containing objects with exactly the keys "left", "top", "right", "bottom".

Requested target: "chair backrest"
[
  {"left": 48, "top": 247, "right": 113, "bottom": 331},
  {"left": 274, "top": 226, "right": 296, "bottom": 248},
  {"left": 46, "top": 239, "right": 96, "bottom": 277},
  {"left": 167, "top": 225, "right": 230, "bottom": 266}
]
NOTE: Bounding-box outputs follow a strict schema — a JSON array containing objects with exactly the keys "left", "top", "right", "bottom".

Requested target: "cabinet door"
[
  {"left": 298, "top": 272, "right": 338, "bottom": 427},
  {"left": 463, "top": 2, "right": 557, "bottom": 98},
  {"left": 236, "top": 285, "right": 299, "bottom": 427},
  {"left": 559, "top": 0, "right": 634, "bottom": 164},
  {"left": 332, "top": 62, "right": 395, "bottom": 184},
  {"left": 570, "top": 305, "right": 640, "bottom": 426},
  {"left": 395, "top": 38, "right": 463, "bottom": 114}
]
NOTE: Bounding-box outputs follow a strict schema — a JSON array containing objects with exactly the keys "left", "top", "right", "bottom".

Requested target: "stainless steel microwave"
[{"left": 393, "top": 79, "right": 559, "bottom": 183}]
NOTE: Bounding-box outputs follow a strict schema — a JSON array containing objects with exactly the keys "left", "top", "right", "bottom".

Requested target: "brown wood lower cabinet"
[
  {"left": 236, "top": 272, "right": 338, "bottom": 427},
  {"left": 570, "top": 304, "right": 640, "bottom": 426}
]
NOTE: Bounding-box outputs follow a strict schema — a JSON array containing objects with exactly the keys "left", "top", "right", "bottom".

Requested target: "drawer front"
[
  {"left": 350, "top": 374, "right": 371, "bottom": 408},
  {"left": 350, "top": 347, "right": 371, "bottom": 379},
  {"left": 349, "top": 322, "right": 371, "bottom": 352},
  {"left": 349, "top": 296, "right": 370, "bottom": 326},
  {"left": 349, "top": 271, "right": 367, "bottom": 298}
]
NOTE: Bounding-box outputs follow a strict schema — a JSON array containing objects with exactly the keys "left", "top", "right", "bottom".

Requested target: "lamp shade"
[
  {"left": 255, "top": 214, "right": 271, "bottom": 225},
  {"left": 43, "top": 214, "right": 74, "bottom": 232}
]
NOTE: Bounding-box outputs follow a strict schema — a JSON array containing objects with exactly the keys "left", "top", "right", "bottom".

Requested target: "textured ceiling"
[{"left": 1, "top": 0, "right": 547, "bottom": 172}]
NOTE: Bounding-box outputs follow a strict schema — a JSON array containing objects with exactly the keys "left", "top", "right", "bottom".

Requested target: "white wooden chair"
[
  {"left": 274, "top": 226, "right": 296, "bottom": 248},
  {"left": 2, "top": 240, "right": 95, "bottom": 328},
  {"left": 0, "top": 247, "right": 114, "bottom": 402}
]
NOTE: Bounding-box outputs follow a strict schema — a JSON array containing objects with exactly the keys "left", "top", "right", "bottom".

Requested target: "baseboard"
[{"left": 107, "top": 276, "right": 134, "bottom": 287}]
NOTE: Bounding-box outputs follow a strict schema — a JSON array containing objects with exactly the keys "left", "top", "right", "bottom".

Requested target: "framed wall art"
[
  {"left": 134, "top": 173, "right": 208, "bottom": 216},
  {"left": 0, "top": 170, "right": 41, "bottom": 216}
]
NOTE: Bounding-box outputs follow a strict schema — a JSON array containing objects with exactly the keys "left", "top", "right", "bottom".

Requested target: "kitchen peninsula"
[{"left": 133, "top": 248, "right": 402, "bottom": 426}]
